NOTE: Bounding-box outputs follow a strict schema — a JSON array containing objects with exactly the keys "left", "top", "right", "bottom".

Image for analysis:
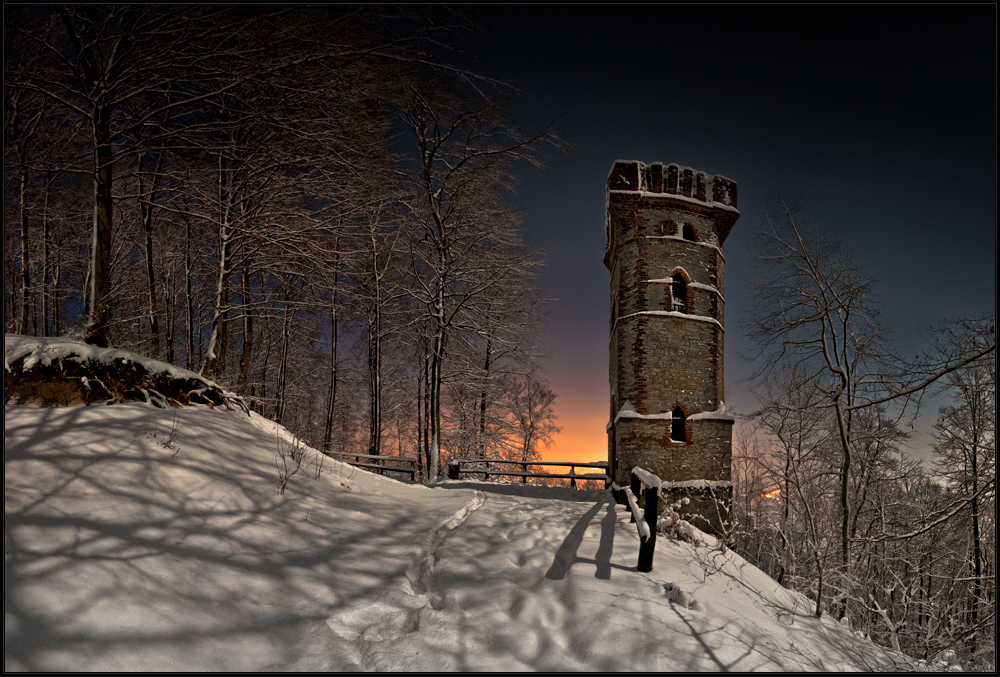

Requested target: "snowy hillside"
[{"left": 5, "top": 341, "right": 916, "bottom": 671}]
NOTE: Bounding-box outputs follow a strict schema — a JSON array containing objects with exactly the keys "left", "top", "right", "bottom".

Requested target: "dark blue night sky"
[{"left": 440, "top": 5, "right": 995, "bottom": 461}]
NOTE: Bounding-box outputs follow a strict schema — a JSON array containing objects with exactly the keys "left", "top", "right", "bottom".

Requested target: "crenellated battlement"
[{"left": 607, "top": 160, "right": 737, "bottom": 210}]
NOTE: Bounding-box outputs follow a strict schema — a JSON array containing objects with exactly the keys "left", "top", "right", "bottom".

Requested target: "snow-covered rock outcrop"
[{"left": 5, "top": 334, "right": 243, "bottom": 409}]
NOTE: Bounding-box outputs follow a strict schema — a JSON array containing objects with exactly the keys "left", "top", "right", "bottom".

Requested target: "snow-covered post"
[
  {"left": 639, "top": 481, "right": 658, "bottom": 573},
  {"left": 629, "top": 473, "right": 640, "bottom": 524},
  {"left": 627, "top": 467, "right": 660, "bottom": 573}
]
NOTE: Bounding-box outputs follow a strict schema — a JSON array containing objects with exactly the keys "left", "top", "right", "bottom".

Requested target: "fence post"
[{"left": 637, "top": 483, "right": 658, "bottom": 573}]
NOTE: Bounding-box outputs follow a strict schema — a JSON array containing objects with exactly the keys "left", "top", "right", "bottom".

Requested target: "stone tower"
[{"left": 604, "top": 160, "right": 739, "bottom": 534}]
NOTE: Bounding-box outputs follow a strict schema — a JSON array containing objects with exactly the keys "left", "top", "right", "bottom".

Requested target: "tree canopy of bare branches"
[
  {"left": 738, "top": 198, "right": 996, "bottom": 667},
  {"left": 5, "top": 5, "right": 562, "bottom": 490}
]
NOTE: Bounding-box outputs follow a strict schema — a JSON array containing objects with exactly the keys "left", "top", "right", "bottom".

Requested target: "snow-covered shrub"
[
  {"left": 657, "top": 496, "right": 700, "bottom": 545},
  {"left": 662, "top": 582, "right": 697, "bottom": 609},
  {"left": 275, "top": 433, "right": 306, "bottom": 495},
  {"left": 914, "top": 649, "right": 964, "bottom": 672}
]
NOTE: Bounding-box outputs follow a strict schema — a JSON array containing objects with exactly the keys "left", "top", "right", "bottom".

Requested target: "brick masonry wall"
[
  {"left": 613, "top": 314, "right": 721, "bottom": 417},
  {"left": 611, "top": 418, "right": 733, "bottom": 486}
]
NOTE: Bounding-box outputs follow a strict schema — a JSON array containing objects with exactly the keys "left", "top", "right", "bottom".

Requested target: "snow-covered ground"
[
  {"left": 4, "top": 337, "right": 917, "bottom": 671},
  {"left": 5, "top": 402, "right": 919, "bottom": 672}
]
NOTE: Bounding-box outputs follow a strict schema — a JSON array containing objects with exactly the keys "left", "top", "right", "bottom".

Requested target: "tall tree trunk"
[
  {"left": 183, "top": 204, "right": 195, "bottom": 370},
  {"left": 196, "top": 300, "right": 205, "bottom": 367},
  {"left": 421, "top": 336, "right": 431, "bottom": 480},
  {"left": 366, "top": 228, "right": 384, "bottom": 460},
  {"left": 970, "top": 435, "right": 981, "bottom": 625},
  {"left": 6, "top": 249, "right": 15, "bottom": 330},
  {"left": 41, "top": 172, "right": 53, "bottom": 336},
  {"left": 428, "top": 321, "right": 445, "bottom": 479},
  {"left": 202, "top": 241, "right": 230, "bottom": 379},
  {"left": 52, "top": 258, "right": 61, "bottom": 336},
  {"left": 834, "top": 396, "right": 853, "bottom": 618},
  {"left": 478, "top": 335, "right": 492, "bottom": 458},
  {"left": 257, "top": 316, "right": 273, "bottom": 416},
  {"left": 86, "top": 103, "right": 113, "bottom": 347},
  {"left": 778, "top": 447, "right": 792, "bottom": 585},
  {"left": 322, "top": 292, "right": 339, "bottom": 452},
  {"left": 323, "top": 250, "right": 340, "bottom": 452},
  {"left": 20, "top": 168, "right": 32, "bottom": 335},
  {"left": 416, "top": 354, "right": 424, "bottom": 480},
  {"left": 367, "top": 299, "right": 382, "bottom": 458},
  {"left": 201, "top": 154, "right": 235, "bottom": 379},
  {"left": 139, "top": 150, "right": 167, "bottom": 358},
  {"left": 164, "top": 265, "right": 175, "bottom": 364},
  {"left": 275, "top": 288, "right": 292, "bottom": 424},
  {"left": 237, "top": 265, "right": 254, "bottom": 393}
]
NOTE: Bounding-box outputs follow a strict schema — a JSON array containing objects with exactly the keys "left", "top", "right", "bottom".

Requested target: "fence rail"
[
  {"left": 447, "top": 459, "right": 609, "bottom": 488},
  {"left": 334, "top": 452, "right": 418, "bottom": 480}
]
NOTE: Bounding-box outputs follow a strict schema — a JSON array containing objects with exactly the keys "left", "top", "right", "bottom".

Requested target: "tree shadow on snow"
[
  {"left": 545, "top": 493, "right": 632, "bottom": 580},
  {"left": 3, "top": 404, "right": 466, "bottom": 671}
]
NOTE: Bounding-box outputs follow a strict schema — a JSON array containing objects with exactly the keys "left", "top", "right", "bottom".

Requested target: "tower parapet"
[
  {"left": 605, "top": 160, "right": 739, "bottom": 536},
  {"left": 608, "top": 161, "right": 737, "bottom": 207}
]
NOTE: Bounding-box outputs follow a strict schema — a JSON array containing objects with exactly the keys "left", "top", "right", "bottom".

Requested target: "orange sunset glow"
[{"left": 540, "top": 408, "right": 608, "bottom": 464}]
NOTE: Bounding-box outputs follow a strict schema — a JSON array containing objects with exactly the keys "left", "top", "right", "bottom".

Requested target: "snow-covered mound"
[
  {"left": 4, "top": 376, "right": 916, "bottom": 670},
  {"left": 4, "top": 334, "right": 241, "bottom": 409}
]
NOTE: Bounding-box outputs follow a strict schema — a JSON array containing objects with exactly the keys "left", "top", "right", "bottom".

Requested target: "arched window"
[
  {"left": 682, "top": 224, "right": 696, "bottom": 241},
  {"left": 671, "top": 407, "right": 686, "bottom": 443},
  {"left": 671, "top": 275, "right": 687, "bottom": 313}
]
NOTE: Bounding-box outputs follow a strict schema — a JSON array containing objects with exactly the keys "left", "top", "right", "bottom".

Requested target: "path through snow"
[
  {"left": 5, "top": 402, "right": 910, "bottom": 671},
  {"left": 321, "top": 479, "right": 900, "bottom": 672}
]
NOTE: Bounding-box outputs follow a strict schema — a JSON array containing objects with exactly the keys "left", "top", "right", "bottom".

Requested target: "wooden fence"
[
  {"left": 447, "top": 459, "right": 609, "bottom": 488},
  {"left": 335, "top": 452, "right": 418, "bottom": 480}
]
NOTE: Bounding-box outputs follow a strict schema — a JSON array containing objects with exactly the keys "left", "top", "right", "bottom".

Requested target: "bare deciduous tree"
[
  {"left": 402, "top": 90, "right": 557, "bottom": 478},
  {"left": 740, "top": 200, "right": 995, "bottom": 666},
  {"left": 748, "top": 199, "right": 895, "bottom": 598},
  {"left": 931, "top": 317, "right": 996, "bottom": 641}
]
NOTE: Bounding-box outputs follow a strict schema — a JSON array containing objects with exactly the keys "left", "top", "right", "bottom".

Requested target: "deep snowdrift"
[{"left": 4, "top": 339, "right": 916, "bottom": 671}]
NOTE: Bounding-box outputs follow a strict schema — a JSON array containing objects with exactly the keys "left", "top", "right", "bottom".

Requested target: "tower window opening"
[
  {"left": 671, "top": 275, "right": 687, "bottom": 313},
  {"left": 682, "top": 224, "right": 697, "bottom": 241},
  {"left": 671, "top": 407, "right": 686, "bottom": 443}
]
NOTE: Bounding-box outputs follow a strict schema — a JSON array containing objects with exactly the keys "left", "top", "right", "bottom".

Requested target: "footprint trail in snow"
[{"left": 324, "top": 490, "right": 488, "bottom": 667}]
